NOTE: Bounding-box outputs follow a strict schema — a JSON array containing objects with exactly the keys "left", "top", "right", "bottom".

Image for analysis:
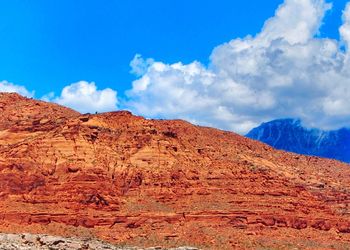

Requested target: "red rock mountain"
[{"left": 0, "top": 92, "right": 350, "bottom": 249}]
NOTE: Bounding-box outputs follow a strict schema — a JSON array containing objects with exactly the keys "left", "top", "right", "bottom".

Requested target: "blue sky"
[
  {"left": 1, "top": 0, "right": 285, "bottom": 96},
  {"left": 2, "top": 0, "right": 350, "bottom": 133}
]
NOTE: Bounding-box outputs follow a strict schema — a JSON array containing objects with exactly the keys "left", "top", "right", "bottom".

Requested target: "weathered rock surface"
[
  {"left": 0, "top": 233, "right": 198, "bottom": 250},
  {"left": 1, "top": 93, "right": 350, "bottom": 249}
]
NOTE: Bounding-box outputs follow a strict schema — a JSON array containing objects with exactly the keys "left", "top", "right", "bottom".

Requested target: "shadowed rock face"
[
  {"left": 1, "top": 93, "right": 350, "bottom": 249},
  {"left": 246, "top": 119, "right": 350, "bottom": 163}
]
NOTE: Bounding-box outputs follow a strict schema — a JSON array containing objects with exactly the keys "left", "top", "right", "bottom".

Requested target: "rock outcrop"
[
  {"left": 1, "top": 93, "right": 350, "bottom": 249},
  {"left": 0, "top": 233, "right": 198, "bottom": 250}
]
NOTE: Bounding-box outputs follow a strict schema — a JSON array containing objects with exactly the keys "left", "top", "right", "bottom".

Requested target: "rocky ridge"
[
  {"left": 246, "top": 118, "right": 350, "bottom": 163},
  {"left": 0, "top": 93, "right": 350, "bottom": 249}
]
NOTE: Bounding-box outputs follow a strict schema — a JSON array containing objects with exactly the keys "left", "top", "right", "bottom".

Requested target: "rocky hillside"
[
  {"left": 1, "top": 93, "right": 350, "bottom": 249},
  {"left": 246, "top": 119, "right": 350, "bottom": 163}
]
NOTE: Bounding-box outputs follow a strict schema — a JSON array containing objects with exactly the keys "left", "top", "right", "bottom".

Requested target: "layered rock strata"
[{"left": 0, "top": 93, "right": 350, "bottom": 249}]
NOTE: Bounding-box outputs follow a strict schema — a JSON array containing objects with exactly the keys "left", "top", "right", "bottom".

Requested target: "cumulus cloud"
[
  {"left": 130, "top": 54, "right": 155, "bottom": 76},
  {"left": 126, "top": 0, "right": 350, "bottom": 134},
  {"left": 0, "top": 80, "right": 34, "bottom": 97},
  {"left": 50, "top": 81, "right": 118, "bottom": 113},
  {"left": 0, "top": 80, "right": 118, "bottom": 114}
]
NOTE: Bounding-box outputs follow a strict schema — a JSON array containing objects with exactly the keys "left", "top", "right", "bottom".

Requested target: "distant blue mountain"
[{"left": 246, "top": 119, "right": 350, "bottom": 163}]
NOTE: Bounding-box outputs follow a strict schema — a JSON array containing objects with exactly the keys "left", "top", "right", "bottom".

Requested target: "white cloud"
[
  {"left": 0, "top": 80, "right": 118, "bottom": 115},
  {"left": 50, "top": 81, "right": 118, "bottom": 114},
  {"left": 0, "top": 80, "right": 34, "bottom": 97},
  {"left": 126, "top": 0, "right": 350, "bottom": 134},
  {"left": 258, "top": 0, "right": 332, "bottom": 45},
  {"left": 340, "top": 2, "right": 350, "bottom": 49},
  {"left": 130, "top": 54, "right": 155, "bottom": 76}
]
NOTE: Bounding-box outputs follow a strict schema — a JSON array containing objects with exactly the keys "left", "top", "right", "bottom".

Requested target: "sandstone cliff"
[{"left": 0, "top": 93, "right": 350, "bottom": 249}]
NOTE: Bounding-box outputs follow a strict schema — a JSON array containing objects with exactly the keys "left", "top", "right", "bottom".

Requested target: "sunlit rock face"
[{"left": 1, "top": 93, "right": 350, "bottom": 249}]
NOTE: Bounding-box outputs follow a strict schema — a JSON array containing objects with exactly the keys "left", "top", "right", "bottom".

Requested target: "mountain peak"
[
  {"left": 262, "top": 118, "right": 301, "bottom": 125},
  {"left": 247, "top": 118, "right": 350, "bottom": 163}
]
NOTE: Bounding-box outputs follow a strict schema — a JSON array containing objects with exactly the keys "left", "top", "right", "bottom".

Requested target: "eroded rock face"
[
  {"left": 0, "top": 233, "right": 198, "bottom": 250},
  {"left": 1, "top": 93, "right": 350, "bottom": 249}
]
